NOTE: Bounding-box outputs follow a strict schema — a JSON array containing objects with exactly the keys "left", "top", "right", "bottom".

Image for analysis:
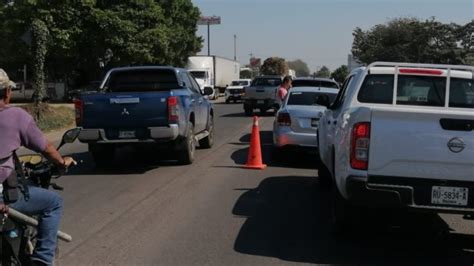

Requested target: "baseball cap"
[{"left": 0, "top": 69, "right": 12, "bottom": 92}]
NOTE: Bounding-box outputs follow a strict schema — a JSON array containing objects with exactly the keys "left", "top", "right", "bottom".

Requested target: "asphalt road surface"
[{"left": 46, "top": 100, "right": 474, "bottom": 265}]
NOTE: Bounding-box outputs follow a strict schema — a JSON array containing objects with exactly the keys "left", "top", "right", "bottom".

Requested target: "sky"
[{"left": 192, "top": 0, "right": 473, "bottom": 72}]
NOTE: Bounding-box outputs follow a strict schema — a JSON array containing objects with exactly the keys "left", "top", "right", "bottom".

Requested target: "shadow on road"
[
  {"left": 221, "top": 111, "right": 276, "bottom": 118},
  {"left": 230, "top": 131, "right": 318, "bottom": 170},
  {"left": 66, "top": 146, "right": 182, "bottom": 175},
  {"left": 232, "top": 176, "right": 474, "bottom": 264}
]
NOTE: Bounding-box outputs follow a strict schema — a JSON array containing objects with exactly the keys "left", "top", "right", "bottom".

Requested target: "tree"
[
  {"left": 260, "top": 57, "right": 288, "bottom": 76},
  {"left": 314, "top": 66, "right": 330, "bottom": 78},
  {"left": 330, "top": 65, "right": 349, "bottom": 84},
  {"left": 287, "top": 59, "right": 310, "bottom": 77},
  {"left": 0, "top": 0, "right": 203, "bottom": 91},
  {"left": 352, "top": 17, "right": 470, "bottom": 65}
]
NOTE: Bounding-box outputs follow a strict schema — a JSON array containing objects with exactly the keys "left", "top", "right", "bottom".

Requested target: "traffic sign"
[{"left": 198, "top": 16, "right": 221, "bottom": 25}]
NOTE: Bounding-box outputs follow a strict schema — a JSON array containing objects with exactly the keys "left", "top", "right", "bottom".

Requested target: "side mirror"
[
  {"left": 203, "top": 86, "right": 214, "bottom": 96},
  {"left": 58, "top": 128, "right": 81, "bottom": 149},
  {"left": 316, "top": 95, "right": 331, "bottom": 108}
]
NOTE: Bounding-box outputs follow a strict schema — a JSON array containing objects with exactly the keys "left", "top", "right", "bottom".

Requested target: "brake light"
[
  {"left": 277, "top": 112, "right": 291, "bottom": 126},
  {"left": 74, "top": 99, "right": 83, "bottom": 126},
  {"left": 399, "top": 68, "right": 443, "bottom": 76},
  {"left": 351, "top": 122, "right": 370, "bottom": 170},
  {"left": 168, "top": 96, "right": 179, "bottom": 123}
]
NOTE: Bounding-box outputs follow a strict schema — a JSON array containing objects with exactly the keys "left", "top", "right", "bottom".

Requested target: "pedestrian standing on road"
[
  {"left": 0, "top": 69, "right": 75, "bottom": 266},
  {"left": 276, "top": 76, "right": 292, "bottom": 108}
]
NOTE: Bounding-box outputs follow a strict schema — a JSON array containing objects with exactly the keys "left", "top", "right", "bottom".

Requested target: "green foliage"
[
  {"left": 260, "top": 57, "right": 288, "bottom": 76},
  {"left": 315, "top": 66, "right": 330, "bottom": 78},
  {"left": 330, "top": 65, "right": 349, "bottom": 83},
  {"left": 287, "top": 59, "right": 310, "bottom": 77},
  {"left": 0, "top": 0, "right": 203, "bottom": 86},
  {"left": 352, "top": 17, "right": 472, "bottom": 65}
]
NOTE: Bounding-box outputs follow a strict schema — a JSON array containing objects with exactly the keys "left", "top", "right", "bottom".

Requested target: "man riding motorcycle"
[{"left": 0, "top": 69, "right": 75, "bottom": 265}]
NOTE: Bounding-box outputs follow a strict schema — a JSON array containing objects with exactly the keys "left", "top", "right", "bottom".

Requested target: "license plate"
[
  {"left": 257, "top": 100, "right": 264, "bottom": 104},
  {"left": 119, "top": 131, "right": 136, "bottom": 139},
  {"left": 431, "top": 186, "right": 468, "bottom": 206},
  {"left": 311, "top": 118, "right": 319, "bottom": 127}
]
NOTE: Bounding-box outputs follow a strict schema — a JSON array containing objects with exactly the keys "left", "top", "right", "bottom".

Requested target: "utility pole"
[
  {"left": 207, "top": 23, "right": 211, "bottom": 56},
  {"left": 233, "top": 34, "right": 237, "bottom": 61}
]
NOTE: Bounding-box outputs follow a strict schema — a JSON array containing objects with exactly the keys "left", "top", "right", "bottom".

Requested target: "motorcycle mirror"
[
  {"left": 58, "top": 128, "right": 81, "bottom": 149},
  {"left": 63, "top": 128, "right": 81, "bottom": 143}
]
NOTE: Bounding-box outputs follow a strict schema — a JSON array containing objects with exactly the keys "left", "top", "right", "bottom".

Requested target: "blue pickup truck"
[{"left": 75, "top": 66, "right": 215, "bottom": 166}]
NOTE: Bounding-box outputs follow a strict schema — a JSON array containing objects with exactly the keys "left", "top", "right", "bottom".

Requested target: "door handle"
[{"left": 190, "top": 99, "right": 196, "bottom": 103}]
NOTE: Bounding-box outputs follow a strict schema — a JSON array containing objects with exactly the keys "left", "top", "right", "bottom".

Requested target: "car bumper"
[
  {"left": 78, "top": 124, "right": 180, "bottom": 143},
  {"left": 273, "top": 126, "right": 317, "bottom": 148},
  {"left": 345, "top": 175, "right": 474, "bottom": 214},
  {"left": 225, "top": 93, "right": 244, "bottom": 100},
  {"left": 243, "top": 99, "right": 277, "bottom": 109}
]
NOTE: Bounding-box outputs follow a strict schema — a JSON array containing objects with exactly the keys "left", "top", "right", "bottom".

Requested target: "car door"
[
  {"left": 320, "top": 75, "right": 354, "bottom": 170},
  {"left": 186, "top": 72, "right": 207, "bottom": 132}
]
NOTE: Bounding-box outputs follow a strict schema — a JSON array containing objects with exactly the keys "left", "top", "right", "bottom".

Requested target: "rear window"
[
  {"left": 190, "top": 71, "right": 206, "bottom": 79},
  {"left": 252, "top": 78, "right": 281, "bottom": 86},
  {"left": 397, "top": 75, "right": 446, "bottom": 106},
  {"left": 106, "top": 69, "right": 180, "bottom": 92},
  {"left": 287, "top": 91, "right": 337, "bottom": 106},
  {"left": 358, "top": 74, "right": 394, "bottom": 104},
  {"left": 292, "top": 79, "right": 339, "bottom": 89},
  {"left": 450, "top": 78, "right": 474, "bottom": 109}
]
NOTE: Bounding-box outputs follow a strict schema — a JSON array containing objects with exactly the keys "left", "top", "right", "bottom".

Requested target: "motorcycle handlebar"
[{"left": 8, "top": 208, "right": 72, "bottom": 242}]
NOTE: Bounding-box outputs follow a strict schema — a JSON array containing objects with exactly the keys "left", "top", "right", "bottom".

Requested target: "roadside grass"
[{"left": 20, "top": 104, "right": 74, "bottom": 132}]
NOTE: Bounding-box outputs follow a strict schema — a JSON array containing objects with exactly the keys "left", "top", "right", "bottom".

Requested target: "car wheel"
[
  {"left": 199, "top": 115, "right": 214, "bottom": 149},
  {"left": 177, "top": 124, "right": 196, "bottom": 165},
  {"left": 89, "top": 143, "right": 115, "bottom": 167},
  {"left": 244, "top": 105, "right": 253, "bottom": 116}
]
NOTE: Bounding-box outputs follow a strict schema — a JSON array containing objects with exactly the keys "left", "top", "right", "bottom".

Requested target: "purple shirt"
[{"left": 0, "top": 106, "right": 47, "bottom": 183}]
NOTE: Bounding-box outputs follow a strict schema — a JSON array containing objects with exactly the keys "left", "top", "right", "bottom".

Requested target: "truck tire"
[
  {"left": 244, "top": 105, "right": 253, "bottom": 116},
  {"left": 259, "top": 108, "right": 267, "bottom": 116},
  {"left": 317, "top": 162, "right": 332, "bottom": 188},
  {"left": 89, "top": 144, "right": 115, "bottom": 167},
  {"left": 199, "top": 116, "right": 214, "bottom": 149},
  {"left": 225, "top": 99, "right": 230, "bottom": 104},
  {"left": 331, "top": 186, "right": 353, "bottom": 234},
  {"left": 177, "top": 124, "right": 196, "bottom": 165}
]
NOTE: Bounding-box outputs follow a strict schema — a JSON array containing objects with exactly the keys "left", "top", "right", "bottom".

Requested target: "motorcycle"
[{"left": 0, "top": 128, "right": 80, "bottom": 265}]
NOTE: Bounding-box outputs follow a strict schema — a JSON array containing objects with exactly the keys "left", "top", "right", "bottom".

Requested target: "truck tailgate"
[
  {"left": 81, "top": 92, "right": 170, "bottom": 128},
  {"left": 245, "top": 86, "right": 277, "bottom": 99},
  {"left": 368, "top": 109, "right": 474, "bottom": 181}
]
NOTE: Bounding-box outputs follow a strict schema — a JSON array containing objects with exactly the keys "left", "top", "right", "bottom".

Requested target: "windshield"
[
  {"left": 105, "top": 69, "right": 180, "bottom": 92},
  {"left": 231, "top": 80, "right": 249, "bottom": 86},
  {"left": 292, "top": 79, "right": 339, "bottom": 89},
  {"left": 189, "top": 71, "right": 207, "bottom": 79},
  {"left": 287, "top": 91, "right": 338, "bottom": 106},
  {"left": 252, "top": 78, "right": 281, "bottom": 86}
]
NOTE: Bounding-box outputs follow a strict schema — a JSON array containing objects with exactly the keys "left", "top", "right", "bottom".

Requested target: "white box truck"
[{"left": 187, "top": 56, "right": 240, "bottom": 99}]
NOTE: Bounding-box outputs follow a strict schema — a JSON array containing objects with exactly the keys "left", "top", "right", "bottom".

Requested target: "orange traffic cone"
[{"left": 245, "top": 116, "right": 267, "bottom": 170}]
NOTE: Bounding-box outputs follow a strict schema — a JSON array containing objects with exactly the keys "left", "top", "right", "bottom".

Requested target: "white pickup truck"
[{"left": 317, "top": 62, "right": 474, "bottom": 230}]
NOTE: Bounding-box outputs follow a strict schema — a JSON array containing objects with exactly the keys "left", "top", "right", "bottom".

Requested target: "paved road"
[{"left": 50, "top": 100, "right": 474, "bottom": 265}]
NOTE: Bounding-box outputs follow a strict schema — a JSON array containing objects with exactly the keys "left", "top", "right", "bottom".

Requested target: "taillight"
[
  {"left": 277, "top": 112, "right": 291, "bottom": 126},
  {"left": 168, "top": 96, "right": 179, "bottom": 123},
  {"left": 74, "top": 99, "right": 83, "bottom": 126},
  {"left": 350, "top": 122, "right": 370, "bottom": 170}
]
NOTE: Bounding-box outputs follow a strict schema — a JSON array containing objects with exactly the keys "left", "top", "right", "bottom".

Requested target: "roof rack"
[{"left": 367, "top": 61, "right": 474, "bottom": 72}]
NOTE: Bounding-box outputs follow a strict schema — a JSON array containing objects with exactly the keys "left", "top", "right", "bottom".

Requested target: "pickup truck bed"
[{"left": 242, "top": 76, "right": 282, "bottom": 116}]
